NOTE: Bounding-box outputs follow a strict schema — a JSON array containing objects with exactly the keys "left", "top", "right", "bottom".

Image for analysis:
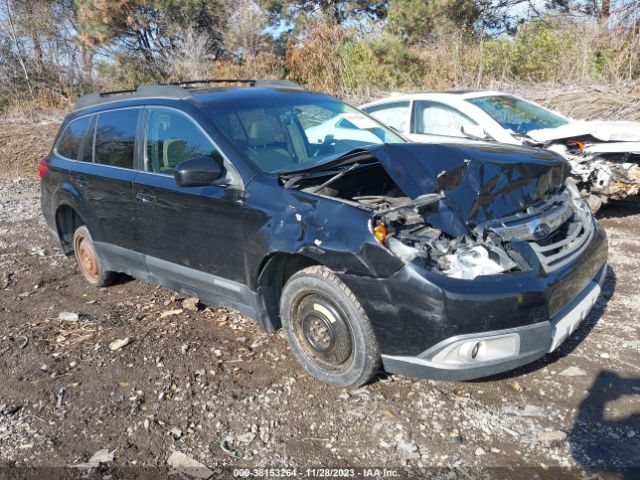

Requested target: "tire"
[
  {"left": 280, "top": 265, "right": 380, "bottom": 388},
  {"left": 72, "top": 225, "right": 116, "bottom": 287}
]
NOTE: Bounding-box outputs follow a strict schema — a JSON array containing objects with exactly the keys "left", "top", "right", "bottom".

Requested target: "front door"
[
  {"left": 134, "top": 107, "right": 248, "bottom": 309},
  {"left": 408, "top": 101, "right": 479, "bottom": 144}
]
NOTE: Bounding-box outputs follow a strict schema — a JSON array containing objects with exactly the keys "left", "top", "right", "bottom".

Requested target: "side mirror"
[
  {"left": 174, "top": 157, "right": 223, "bottom": 187},
  {"left": 461, "top": 125, "right": 491, "bottom": 141}
]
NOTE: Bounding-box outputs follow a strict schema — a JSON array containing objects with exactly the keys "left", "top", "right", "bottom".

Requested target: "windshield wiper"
[
  {"left": 282, "top": 162, "right": 361, "bottom": 190},
  {"left": 282, "top": 168, "right": 341, "bottom": 189},
  {"left": 280, "top": 148, "right": 380, "bottom": 189},
  {"left": 378, "top": 193, "right": 443, "bottom": 215},
  {"left": 306, "top": 162, "right": 360, "bottom": 194}
]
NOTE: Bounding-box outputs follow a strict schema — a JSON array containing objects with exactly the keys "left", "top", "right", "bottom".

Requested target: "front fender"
[{"left": 244, "top": 182, "right": 404, "bottom": 291}]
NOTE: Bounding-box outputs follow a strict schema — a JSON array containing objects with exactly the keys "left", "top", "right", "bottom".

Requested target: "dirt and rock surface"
[{"left": 0, "top": 102, "right": 639, "bottom": 479}]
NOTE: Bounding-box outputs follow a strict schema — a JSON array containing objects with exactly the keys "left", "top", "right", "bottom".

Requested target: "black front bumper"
[{"left": 338, "top": 219, "right": 608, "bottom": 380}]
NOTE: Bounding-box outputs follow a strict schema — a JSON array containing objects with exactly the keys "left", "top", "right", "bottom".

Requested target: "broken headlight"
[
  {"left": 387, "top": 236, "right": 420, "bottom": 263},
  {"left": 372, "top": 200, "right": 520, "bottom": 280},
  {"left": 387, "top": 232, "right": 518, "bottom": 280},
  {"left": 439, "top": 244, "right": 516, "bottom": 280}
]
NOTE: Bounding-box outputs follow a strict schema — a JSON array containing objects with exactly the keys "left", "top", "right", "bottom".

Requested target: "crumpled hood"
[
  {"left": 527, "top": 120, "right": 640, "bottom": 143},
  {"left": 365, "top": 143, "right": 571, "bottom": 237}
]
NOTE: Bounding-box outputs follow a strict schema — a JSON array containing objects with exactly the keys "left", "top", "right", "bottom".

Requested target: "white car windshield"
[
  {"left": 467, "top": 95, "right": 568, "bottom": 134},
  {"left": 209, "top": 94, "right": 404, "bottom": 174}
]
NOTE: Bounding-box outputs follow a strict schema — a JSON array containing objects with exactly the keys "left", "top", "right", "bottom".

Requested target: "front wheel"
[
  {"left": 280, "top": 266, "right": 380, "bottom": 388},
  {"left": 73, "top": 226, "right": 116, "bottom": 287}
]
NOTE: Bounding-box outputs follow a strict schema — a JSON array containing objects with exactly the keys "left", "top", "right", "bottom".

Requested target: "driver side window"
[
  {"left": 413, "top": 101, "right": 477, "bottom": 137},
  {"left": 362, "top": 101, "right": 410, "bottom": 132},
  {"left": 145, "top": 108, "right": 220, "bottom": 175}
]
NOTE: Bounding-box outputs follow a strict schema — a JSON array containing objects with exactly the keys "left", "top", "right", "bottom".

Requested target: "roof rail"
[
  {"left": 165, "top": 79, "right": 302, "bottom": 89},
  {"left": 74, "top": 79, "right": 303, "bottom": 110},
  {"left": 166, "top": 79, "right": 255, "bottom": 87},
  {"left": 253, "top": 79, "right": 303, "bottom": 89},
  {"left": 74, "top": 84, "right": 191, "bottom": 110}
]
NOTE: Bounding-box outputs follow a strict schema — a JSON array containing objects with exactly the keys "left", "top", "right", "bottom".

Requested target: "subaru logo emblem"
[{"left": 533, "top": 223, "right": 551, "bottom": 240}]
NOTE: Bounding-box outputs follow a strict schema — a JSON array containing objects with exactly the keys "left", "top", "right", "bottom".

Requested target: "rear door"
[
  {"left": 133, "top": 106, "right": 247, "bottom": 307},
  {"left": 67, "top": 107, "right": 144, "bottom": 273}
]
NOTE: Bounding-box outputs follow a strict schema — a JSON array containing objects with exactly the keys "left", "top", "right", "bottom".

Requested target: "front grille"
[
  {"left": 529, "top": 208, "right": 594, "bottom": 273},
  {"left": 488, "top": 203, "right": 573, "bottom": 242},
  {"left": 485, "top": 191, "right": 595, "bottom": 274}
]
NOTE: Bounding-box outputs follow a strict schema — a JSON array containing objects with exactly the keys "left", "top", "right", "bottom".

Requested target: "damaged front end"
[
  {"left": 279, "top": 142, "right": 608, "bottom": 377},
  {"left": 369, "top": 173, "right": 593, "bottom": 280},
  {"left": 526, "top": 126, "right": 640, "bottom": 210},
  {"left": 282, "top": 142, "right": 592, "bottom": 280},
  {"left": 367, "top": 193, "right": 520, "bottom": 280}
]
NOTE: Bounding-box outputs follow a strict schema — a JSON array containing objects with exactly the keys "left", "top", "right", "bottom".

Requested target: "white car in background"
[
  {"left": 304, "top": 111, "right": 385, "bottom": 145},
  {"left": 361, "top": 91, "right": 640, "bottom": 211}
]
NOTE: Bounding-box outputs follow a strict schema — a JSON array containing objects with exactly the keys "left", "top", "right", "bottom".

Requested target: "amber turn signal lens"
[
  {"left": 569, "top": 139, "right": 586, "bottom": 152},
  {"left": 373, "top": 223, "right": 387, "bottom": 242}
]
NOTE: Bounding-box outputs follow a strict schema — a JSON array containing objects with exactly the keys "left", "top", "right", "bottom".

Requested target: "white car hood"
[
  {"left": 584, "top": 142, "right": 640, "bottom": 154},
  {"left": 527, "top": 120, "right": 640, "bottom": 143}
]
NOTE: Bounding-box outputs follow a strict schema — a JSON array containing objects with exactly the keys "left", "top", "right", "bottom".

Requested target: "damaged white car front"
[{"left": 528, "top": 122, "right": 640, "bottom": 211}]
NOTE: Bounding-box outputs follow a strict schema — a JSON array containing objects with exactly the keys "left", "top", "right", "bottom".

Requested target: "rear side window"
[
  {"left": 95, "top": 109, "right": 140, "bottom": 169},
  {"left": 55, "top": 116, "right": 93, "bottom": 160},
  {"left": 145, "top": 108, "right": 219, "bottom": 175}
]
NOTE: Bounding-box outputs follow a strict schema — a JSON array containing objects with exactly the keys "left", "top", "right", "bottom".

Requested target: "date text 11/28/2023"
[{"left": 232, "top": 468, "right": 400, "bottom": 478}]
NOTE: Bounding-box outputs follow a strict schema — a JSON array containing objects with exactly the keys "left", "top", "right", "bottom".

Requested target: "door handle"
[
  {"left": 136, "top": 192, "right": 156, "bottom": 204},
  {"left": 76, "top": 176, "right": 89, "bottom": 188}
]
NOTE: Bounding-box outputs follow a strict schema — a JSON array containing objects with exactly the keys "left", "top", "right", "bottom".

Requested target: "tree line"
[{"left": 0, "top": 0, "right": 638, "bottom": 111}]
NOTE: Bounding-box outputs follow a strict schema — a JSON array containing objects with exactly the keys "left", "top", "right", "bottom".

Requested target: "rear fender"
[{"left": 52, "top": 183, "right": 103, "bottom": 251}]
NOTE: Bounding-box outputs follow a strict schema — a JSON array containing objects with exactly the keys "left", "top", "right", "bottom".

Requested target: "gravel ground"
[{"left": 0, "top": 115, "right": 639, "bottom": 479}]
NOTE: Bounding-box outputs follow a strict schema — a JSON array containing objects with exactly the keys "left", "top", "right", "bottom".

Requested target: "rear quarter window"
[
  {"left": 55, "top": 116, "right": 93, "bottom": 160},
  {"left": 95, "top": 109, "right": 140, "bottom": 169}
]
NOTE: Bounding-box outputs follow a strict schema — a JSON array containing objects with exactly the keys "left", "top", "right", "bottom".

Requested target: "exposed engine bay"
[{"left": 283, "top": 143, "right": 593, "bottom": 280}]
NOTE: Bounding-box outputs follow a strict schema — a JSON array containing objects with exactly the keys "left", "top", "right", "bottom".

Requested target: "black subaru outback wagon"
[{"left": 41, "top": 80, "right": 608, "bottom": 387}]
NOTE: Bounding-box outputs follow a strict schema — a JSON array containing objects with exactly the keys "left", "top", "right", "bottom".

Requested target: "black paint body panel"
[{"left": 338, "top": 221, "right": 607, "bottom": 356}]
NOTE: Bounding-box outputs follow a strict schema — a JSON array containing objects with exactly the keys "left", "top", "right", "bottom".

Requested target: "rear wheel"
[
  {"left": 73, "top": 226, "right": 116, "bottom": 287},
  {"left": 280, "top": 266, "right": 380, "bottom": 388}
]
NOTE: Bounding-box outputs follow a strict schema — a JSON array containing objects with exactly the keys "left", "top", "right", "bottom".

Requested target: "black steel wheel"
[
  {"left": 281, "top": 266, "right": 380, "bottom": 388},
  {"left": 292, "top": 293, "right": 354, "bottom": 371}
]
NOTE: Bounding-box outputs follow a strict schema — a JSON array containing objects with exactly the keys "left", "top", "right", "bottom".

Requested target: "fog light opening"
[
  {"left": 432, "top": 333, "right": 521, "bottom": 366},
  {"left": 457, "top": 341, "right": 484, "bottom": 362}
]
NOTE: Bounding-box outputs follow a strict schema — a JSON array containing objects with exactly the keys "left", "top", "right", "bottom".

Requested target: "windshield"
[
  {"left": 466, "top": 95, "right": 568, "bottom": 134},
  {"left": 207, "top": 94, "right": 404, "bottom": 174}
]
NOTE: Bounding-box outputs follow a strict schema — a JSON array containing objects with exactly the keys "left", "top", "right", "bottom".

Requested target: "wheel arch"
[
  {"left": 254, "top": 252, "right": 322, "bottom": 333},
  {"left": 55, "top": 203, "right": 86, "bottom": 255},
  {"left": 51, "top": 182, "right": 101, "bottom": 255}
]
